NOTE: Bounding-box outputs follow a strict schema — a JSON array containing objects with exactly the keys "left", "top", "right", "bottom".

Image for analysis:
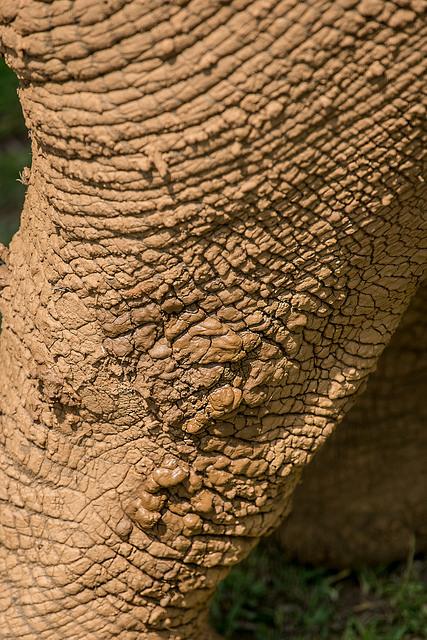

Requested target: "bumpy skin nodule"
[{"left": 0, "top": 1, "right": 426, "bottom": 638}]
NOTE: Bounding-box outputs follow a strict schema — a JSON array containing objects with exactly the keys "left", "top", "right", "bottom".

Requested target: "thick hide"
[{"left": 0, "top": 1, "right": 426, "bottom": 638}]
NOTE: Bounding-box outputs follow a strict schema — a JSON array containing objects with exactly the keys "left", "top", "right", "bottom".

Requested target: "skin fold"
[{"left": 0, "top": 1, "right": 425, "bottom": 638}]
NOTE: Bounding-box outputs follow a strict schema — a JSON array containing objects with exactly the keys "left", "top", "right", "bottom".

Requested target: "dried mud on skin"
[{"left": 0, "top": 0, "right": 426, "bottom": 638}]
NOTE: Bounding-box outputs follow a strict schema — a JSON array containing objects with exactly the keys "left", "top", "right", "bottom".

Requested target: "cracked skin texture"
[
  {"left": 0, "top": 0, "right": 425, "bottom": 638},
  {"left": 277, "top": 280, "right": 427, "bottom": 566}
]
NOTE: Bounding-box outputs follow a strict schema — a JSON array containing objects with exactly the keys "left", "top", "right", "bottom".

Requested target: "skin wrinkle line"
[
  {"left": 15, "top": 4, "right": 244, "bottom": 90},
  {"left": 20, "top": 4, "right": 342, "bottom": 136},
  {"left": 43, "top": 178, "right": 408, "bottom": 240},
  {"left": 42, "top": 71, "right": 422, "bottom": 169},
  {"left": 38, "top": 107, "right": 422, "bottom": 208},
  {"left": 34, "top": 39, "right": 418, "bottom": 148},
  {"left": 16, "top": 4, "right": 176, "bottom": 73}
]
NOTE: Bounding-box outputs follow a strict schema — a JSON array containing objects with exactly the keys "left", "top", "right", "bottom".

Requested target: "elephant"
[{"left": 0, "top": 1, "right": 426, "bottom": 638}]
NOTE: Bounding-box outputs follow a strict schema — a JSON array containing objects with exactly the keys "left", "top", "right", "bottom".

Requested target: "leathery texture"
[
  {"left": 0, "top": 1, "right": 426, "bottom": 638},
  {"left": 277, "top": 280, "right": 427, "bottom": 566}
]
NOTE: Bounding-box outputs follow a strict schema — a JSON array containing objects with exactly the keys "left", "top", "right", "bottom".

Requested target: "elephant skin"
[
  {"left": 276, "top": 281, "right": 427, "bottom": 566},
  {"left": 0, "top": 1, "right": 426, "bottom": 638}
]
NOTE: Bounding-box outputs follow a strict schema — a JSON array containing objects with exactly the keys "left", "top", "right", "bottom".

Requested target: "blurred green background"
[
  {"left": 0, "top": 58, "right": 30, "bottom": 245},
  {"left": 0, "top": 57, "right": 426, "bottom": 639}
]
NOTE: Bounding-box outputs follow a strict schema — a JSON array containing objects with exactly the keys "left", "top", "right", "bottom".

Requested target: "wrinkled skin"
[
  {"left": 0, "top": 1, "right": 426, "bottom": 638},
  {"left": 277, "top": 280, "right": 427, "bottom": 566}
]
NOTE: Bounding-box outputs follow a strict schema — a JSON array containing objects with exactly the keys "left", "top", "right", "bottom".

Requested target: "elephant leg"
[
  {"left": 275, "top": 281, "right": 427, "bottom": 567},
  {"left": 1, "top": 2, "right": 426, "bottom": 638},
  {"left": 0, "top": 243, "right": 303, "bottom": 639}
]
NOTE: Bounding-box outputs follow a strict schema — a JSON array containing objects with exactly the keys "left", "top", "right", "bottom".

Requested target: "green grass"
[
  {"left": 210, "top": 540, "right": 427, "bottom": 640},
  {"left": 0, "top": 147, "right": 30, "bottom": 242},
  {"left": 0, "top": 57, "right": 27, "bottom": 140},
  {"left": 0, "top": 57, "right": 29, "bottom": 243}
]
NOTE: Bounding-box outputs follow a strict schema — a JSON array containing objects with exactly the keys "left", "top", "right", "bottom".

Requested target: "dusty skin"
[
  {"left": 0, "top": 1, "right": 426, "bottom": 638},
  {"left": 277, "top": 280, "right": 427, "bottom": 566}
]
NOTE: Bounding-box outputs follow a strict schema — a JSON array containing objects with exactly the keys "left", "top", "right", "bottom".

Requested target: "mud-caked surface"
[
  {"left": 0, "top": 1, "right": 426, "bottom": 638},
  {"left": 277, "top": 281, "right": 427, "bottom": 566}
]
